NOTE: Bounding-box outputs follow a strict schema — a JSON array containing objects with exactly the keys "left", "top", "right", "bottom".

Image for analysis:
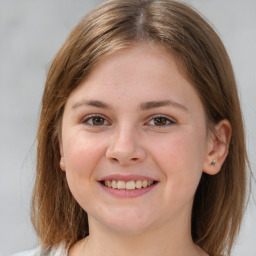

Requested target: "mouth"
[{"left": 100, "top": 180, "right": 158, "bottom": 190}]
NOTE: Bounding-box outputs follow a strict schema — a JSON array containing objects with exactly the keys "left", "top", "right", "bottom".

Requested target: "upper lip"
[{"left": 99, "top": 174, "right": 158, "bottom": 182}]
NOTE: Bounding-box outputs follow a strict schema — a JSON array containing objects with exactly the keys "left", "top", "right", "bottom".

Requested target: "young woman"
[{"left": 14, "top": 0, "right": 248, "bottom": 255}]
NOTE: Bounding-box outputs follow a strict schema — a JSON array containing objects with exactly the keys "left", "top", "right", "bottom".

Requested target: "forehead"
[
  {"left": 70, "top": 43, "right": 188, "bottom": 94},
  {"left": 88, "top": 42, "right": 186, "bottom": 81},
  {"left": 65, "top": 43, "right": 203, "bottom": 114}
]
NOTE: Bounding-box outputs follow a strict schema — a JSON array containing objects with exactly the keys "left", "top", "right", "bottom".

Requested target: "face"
[{"left": 60, "top": 43, "right": 211, "bottom": 235}]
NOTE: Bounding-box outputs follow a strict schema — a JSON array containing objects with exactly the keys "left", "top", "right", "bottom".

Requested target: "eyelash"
[
  {"left": 82, "top": 114, "right": 110, "bottom": 126},
  {"left": 82, "top": 114, "right": 176, "bottom": 127},
  {"left": 146, "top": 115, "right": 176, "bottom": 127}
]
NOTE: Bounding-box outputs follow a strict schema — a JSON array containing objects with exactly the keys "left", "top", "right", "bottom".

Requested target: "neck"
[{"left": 70, "top": 213, "right": 205, "bottom": 256}]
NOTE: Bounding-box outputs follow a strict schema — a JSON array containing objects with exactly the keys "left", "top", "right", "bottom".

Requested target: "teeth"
[
  {"left": 103, "top": 180, "right": 155, "bottom": 190},
  {"left": 112, "top": 180, "right": 117, "bottom": 189},
  {"left": 117, "top": 180, "right": 126, "bottom": 189},
  {"left": 142, "top": 180, "right": 147, "bottom": 188},
  {"left": 148, "top": 180, "right": 153, "bottom": 186},
  {"left": 126, "top": 181, "right": 135, "bottom": 190},
  {"left": 135, "top": 180, "right": 142, "bottom": 189},
  {"left": 107, "top": 180, "right": 111, "bottom": 187}
]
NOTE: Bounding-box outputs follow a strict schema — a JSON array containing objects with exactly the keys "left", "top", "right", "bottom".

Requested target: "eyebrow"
[
  {"left": 139, "top": 100, "right": 188, "bottom": 112},
  {"left": 72, "top": 100, "right": 111, "bottom": 109},
  {"left": 72, "top": 99, "right": 188, "bottom": 112}
]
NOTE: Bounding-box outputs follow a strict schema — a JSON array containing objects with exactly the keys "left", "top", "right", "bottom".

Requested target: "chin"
[{"left": 91, "top": 207, "right": 156, "bottom": 235}]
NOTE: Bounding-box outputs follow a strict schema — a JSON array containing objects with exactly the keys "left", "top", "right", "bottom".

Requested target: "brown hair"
[{"left": 31, "top": 0, "right": 248, "bottom": 255}]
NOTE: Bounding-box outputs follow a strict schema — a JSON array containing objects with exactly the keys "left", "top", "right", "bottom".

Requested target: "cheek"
[
  {"left": 62, "top": 132, "right": 106, "bottom": 185},
  {"left": 62, "top": 132, "right": 107, "bottom": 210},
  {"left": 148, "top": 128, "right": 206, "bottom": 199},
  {"left": 151, "top": 129, "right": 206, "bottom": 170}
]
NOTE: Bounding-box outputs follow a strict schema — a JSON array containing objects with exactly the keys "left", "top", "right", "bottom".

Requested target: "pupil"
[
  {"left": 154, "top": 117, "right": 166, "bottom": 126},
  {"left": 93, "top": 117, "right": 104, "bottom": 125}
]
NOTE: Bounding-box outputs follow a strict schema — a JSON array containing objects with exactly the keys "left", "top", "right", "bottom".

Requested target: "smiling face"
[{"left": 60, "top": 43, "right": 212, "bottom": 235}]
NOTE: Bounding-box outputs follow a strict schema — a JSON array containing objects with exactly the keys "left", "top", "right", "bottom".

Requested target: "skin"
[{"left": 59, "top": 43, "right": 231, "bottom": 256}]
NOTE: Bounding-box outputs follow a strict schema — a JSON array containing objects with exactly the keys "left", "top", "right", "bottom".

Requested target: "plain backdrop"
[{"left": 0, "top": 0, "right": 255, "bottom": 255}]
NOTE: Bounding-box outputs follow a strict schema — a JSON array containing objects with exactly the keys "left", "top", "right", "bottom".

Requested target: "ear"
[
  {"left": 203, "top": 119, "right": 232, "bottom": 175},
  {"left": 59, "top": 135, "right": 66, "bottom": 172}
]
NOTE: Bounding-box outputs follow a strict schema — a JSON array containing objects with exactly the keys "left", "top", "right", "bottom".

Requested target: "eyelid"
[
  {"left": 82, "top": 114, "right": 111, "bottom": 126},
  {"left": 80, "top": 113, "right": 176, "bottom": 127},
  {"left": 145, "top": 114, "right": 177, "bottom": 126}
]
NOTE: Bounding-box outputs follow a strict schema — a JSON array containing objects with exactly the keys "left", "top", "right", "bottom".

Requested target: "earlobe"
[
  {"left": 60, "top": 157, "right": 66, "bottom": 171},
  {"left": 59, "top": 136, "right": 66, "bottom": 171},
  {"left": 203, "top": 119, "right": 232, "bottom": 175}
]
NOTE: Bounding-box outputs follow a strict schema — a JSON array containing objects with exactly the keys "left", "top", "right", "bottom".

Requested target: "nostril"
[
  {"left": 108, "top": 157, "right": 140, "bottom": 166},
  {"left": 112, "top": 158, "right": 119, "bottom": 162}
]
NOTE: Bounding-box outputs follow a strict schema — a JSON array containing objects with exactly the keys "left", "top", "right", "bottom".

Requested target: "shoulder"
[
  {"left": 10, "top": 244, "right": 68, "bottom": 256},
  {"left": 10, "top": 247, "right": 41, "bottom": 256}
]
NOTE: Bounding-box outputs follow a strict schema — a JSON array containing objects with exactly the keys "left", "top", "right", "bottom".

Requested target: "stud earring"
[{"left": 211, "top": 159, "right": 216, "bottom": 166}]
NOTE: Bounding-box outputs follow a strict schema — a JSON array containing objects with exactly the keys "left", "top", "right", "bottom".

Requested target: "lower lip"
[{"left": 98, "top": 182, "right": 158, "bottom": 198}]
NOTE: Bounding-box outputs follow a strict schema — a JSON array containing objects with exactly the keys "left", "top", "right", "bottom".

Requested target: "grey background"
[{"left": 0, "top": 0, "right": 255, "bottom": 255}]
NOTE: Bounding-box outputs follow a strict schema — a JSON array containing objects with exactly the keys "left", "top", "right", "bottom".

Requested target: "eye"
[
  {"left": 82, "top": 115, "right": 110, "bottom": 126},
  {"left": 147, "top": 115, "right": 176, "bottom": 127}
]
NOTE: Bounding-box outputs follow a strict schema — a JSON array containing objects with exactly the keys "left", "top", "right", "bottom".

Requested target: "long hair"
[{"left": 31, "top": 1, "right": 248, "bottom": 255}]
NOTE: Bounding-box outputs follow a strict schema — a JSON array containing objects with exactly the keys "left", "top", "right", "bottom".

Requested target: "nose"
[{"left": 106, "top": 127, "right": 146, "bottom": 166}]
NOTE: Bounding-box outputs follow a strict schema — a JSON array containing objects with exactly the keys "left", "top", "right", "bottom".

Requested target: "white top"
[
  {"left": 11, "top": 244, "right": 68, "bottom": 256},
  {"left": 11, "top": 244, "right": 209, "bottom": 256}
]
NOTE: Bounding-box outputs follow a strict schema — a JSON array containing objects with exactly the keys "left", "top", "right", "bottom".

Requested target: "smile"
[
  {"left": 101, "top": 180, "right": 156, "bottom": 190},
  {"left": 98, "top": 175, "right": 159, "bottom": 198}
]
